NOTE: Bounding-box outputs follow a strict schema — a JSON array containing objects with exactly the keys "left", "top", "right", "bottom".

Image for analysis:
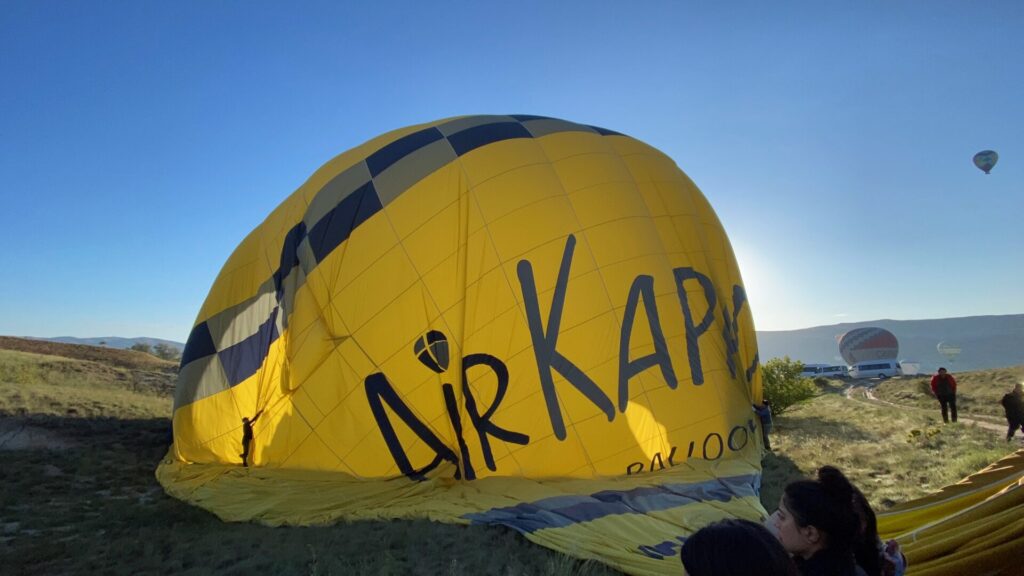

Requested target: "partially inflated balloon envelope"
[
  {"left": 973, "top": 150, "right": 998, "bottom": 174},
  {"left": 839, "top": 327, "right": 899, "bottom": 365},
  {"left": 157, "top": 115, "right": 764, "bottom": 574}
]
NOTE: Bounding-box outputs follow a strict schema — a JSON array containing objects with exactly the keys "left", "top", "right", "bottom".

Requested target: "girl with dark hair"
[
  {"left": 852, "top": 486, "right": 907, "bottom": 576},
  {"left": 681, "top": 518, "right": 798, "bottom": 576},
  {"left": 773, "top": 466, "right": 866, "bottom": 576}
]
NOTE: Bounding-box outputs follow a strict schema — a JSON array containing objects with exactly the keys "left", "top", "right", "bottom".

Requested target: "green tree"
[
  {"left": 130, "top": 342, "right": 153, "bottom": 355},
  {"left": 761, "top": 356, "right": 817, "bottom": 416},
  {"left": 152, "top": 343, "right": 181, "bottom": 362}
]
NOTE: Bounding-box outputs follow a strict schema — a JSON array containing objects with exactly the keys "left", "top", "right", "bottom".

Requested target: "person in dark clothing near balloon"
[
  {"left": 240, "top": 411, "right": 263, "bottom": 467},
  {"left": 929, "top": 367, "right": 957, "bottom": 423},
  {"left": 753, "top": 399, "right": 773, "bottom": 452},
  {"left": 851, "top": 484, "right": 907, "bottom": 576},
  {"left": 681, "top": 518, "right": 798, "bottom": 576},
  {"left": 1001, "top": 383, "right": 1024, "bottom": 442},
  {"left": 771, "top": 466, "right": 867, "bottom": 576}
]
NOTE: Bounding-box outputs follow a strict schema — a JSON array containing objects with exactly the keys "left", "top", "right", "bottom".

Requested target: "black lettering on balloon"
[
  {"left": 745, "top": 352, "right": 760, "bottom": 384},
  {"left": 687, "top": 441, "right": 695, "bottom": 458},
  {"left": 727, "top": 425, "right": 749, "bottom": 451},
  {"left": 672, "top": 267, "right": 717, "bottom": 385},
  {"left": 651, "top": 452, "right": 666, "bottom": 471},
  {"left": 517, "top": 234, "right": 615, "bottom": 440},
  {"left": 666, "top": 445, "right": 677, "bottom": 466},
  {"left": 618, "top": 274, "right": 678, "bottom": 411},
  {"left": 719, "top": 285, "right": 742, "bottom": 379},
  {"left": 461, "top": 353, "right": 529, "bottom": 472},
  {"left": 364, "top": 372, "right": 460, "bottom": 480},
  {"left": 721, "top": 306, "right": 739, "bottom": 379},
  {"left": 443, "top": 382, "right": 476, "bottom": 480},
  {"left": 702, "top": 432, "right": 724, "bottom": 460},
  {"left": 626, "top": 462, "right": 645, "bottom": 475}
]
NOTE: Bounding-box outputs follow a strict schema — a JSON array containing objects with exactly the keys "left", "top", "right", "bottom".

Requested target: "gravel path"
[{"left": 842, "top": 380, "right": 1010, "bottom": 435}]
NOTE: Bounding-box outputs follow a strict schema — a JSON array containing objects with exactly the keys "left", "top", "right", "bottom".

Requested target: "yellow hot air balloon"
[{"left": 157, "top": 115, "right": 764, "bottom": 574}]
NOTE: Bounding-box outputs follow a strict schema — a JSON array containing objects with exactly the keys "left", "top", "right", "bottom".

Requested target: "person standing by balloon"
[
  {"left": 753, "top": 400, "right": 774, "bottom": 452},
  {"left": 930, "top": 367, "right": 958, "bottom": 424}
]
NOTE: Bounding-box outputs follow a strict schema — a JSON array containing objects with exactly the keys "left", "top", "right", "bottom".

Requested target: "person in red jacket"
[{"left": 930, "top": 367, "right": 957, "bottom": 423}]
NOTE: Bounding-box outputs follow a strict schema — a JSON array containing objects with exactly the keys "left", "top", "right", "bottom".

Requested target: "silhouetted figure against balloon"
[{"left": 240, "top": 411, "right": 263, "bottom": 467}]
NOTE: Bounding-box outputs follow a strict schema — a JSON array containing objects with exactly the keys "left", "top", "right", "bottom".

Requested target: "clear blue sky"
[{"left": 2, "top": 1, "right": 1021, "bottom": 342}]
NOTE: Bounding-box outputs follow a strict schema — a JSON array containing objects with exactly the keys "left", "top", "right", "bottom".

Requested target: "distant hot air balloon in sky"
[
  {"left": 937, "top": 342, "right": 961, "bottom": 363},
  {"left": 973, "top": 150, "right": 998, "bottom": 174}
]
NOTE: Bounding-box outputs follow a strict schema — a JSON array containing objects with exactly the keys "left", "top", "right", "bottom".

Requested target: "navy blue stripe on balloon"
[
  {"left": 462, "top": 474, "right": 758, "bottom": 534},
  {"left": 307, "top": 181, "right": 383, "bottom": 263},
  {"left": 274, "top": 222, "right": 308, "bottom": 296},
  {"left": 365, "top": 126, "right": 445, "bottom": 178},
  {"left": 180, "top": 321, "right": 216, "bottom": 367},
  {"left": 588, "top": 125, "right": 623, "bottom": 136},
  {"left": 447, "top": 121, "right": 532, "bottom": 156},
  {"left": 180, "top": 117, "right": 625, "bottom": 383},
  {"left": 509, "top": 114, "right": 554, "bottom": 122},
  {"left": 218, "top": 308, "right": 281, "bottom": 386}
]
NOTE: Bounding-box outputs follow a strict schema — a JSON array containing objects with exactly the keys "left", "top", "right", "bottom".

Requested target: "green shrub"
[{"left": 762, "top": 357, "right": 817, "bottom": 416}]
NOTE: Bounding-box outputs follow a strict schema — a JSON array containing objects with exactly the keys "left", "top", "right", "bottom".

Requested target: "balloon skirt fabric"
[{"left": 879, "top": 448, "right": 1024, "bottom": 576}]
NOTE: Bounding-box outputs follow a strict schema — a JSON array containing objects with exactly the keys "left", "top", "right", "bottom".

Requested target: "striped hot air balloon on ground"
[{"left": 838, "top": 327, "right": 899, "bottom": 365}]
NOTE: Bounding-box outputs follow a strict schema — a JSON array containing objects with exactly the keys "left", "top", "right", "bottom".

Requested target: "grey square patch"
[
  {"left": 304, "top": 162, "right": 373, "bottom": 230},
  {"left": 373, "top": 138, "right": 458, "bottom": 206},
  {"left": 174, "top": 354, "right": 230, "bottom": 409}
]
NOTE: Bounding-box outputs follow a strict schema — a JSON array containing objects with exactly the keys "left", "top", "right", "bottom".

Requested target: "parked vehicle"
[
  {"left": 819, "top": 365, "right": 850, "bottom": 379},
  {"left": 800, "top": 363, "right": 829, "bottom": 378},
  {"left": 849, "top": 360, "right": 902, "bottom": 379}
]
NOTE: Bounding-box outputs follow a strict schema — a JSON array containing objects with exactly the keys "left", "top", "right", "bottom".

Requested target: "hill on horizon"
[
  {"left": 25, "top": 335, "right": 185, "bottom": 352},
  {"left": 757, "top": 313, "right": 1024, "bottom": 373},
  {"left": 10, "top": 312, "right": 1023, "bottom": 374}
]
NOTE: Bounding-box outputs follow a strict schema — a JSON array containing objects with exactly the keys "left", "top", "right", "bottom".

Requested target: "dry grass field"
[
  {"left": 1, "top": 336, "right": 1020, "bottom": 575},
  {"left": 871, "top": 366, "right": 1024, "bottom": 421}
]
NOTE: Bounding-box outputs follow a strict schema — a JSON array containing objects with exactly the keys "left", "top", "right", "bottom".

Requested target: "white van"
[
  {"left": 819, "top": 365, "right": 850, "bottom": 379},
  {"left": 849, "top": 360, "right": 902, "bottom": 379},
  {"left": 800, "top": 363, "right": 829, "bottom": 378}
]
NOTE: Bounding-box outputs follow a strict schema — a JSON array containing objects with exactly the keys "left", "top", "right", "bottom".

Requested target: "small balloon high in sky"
[
  {"left": 1, "top": 3, "right": 1022, "bottom": 342},
  {"left": 973, "top": 150, "right": 999, "bottom": 174}
]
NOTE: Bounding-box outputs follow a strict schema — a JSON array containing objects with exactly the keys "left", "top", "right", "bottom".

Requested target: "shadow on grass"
[
  {"left": 758, "top": 450, "right": 805, "bottom": 512},
  {"left": 0, "top": 413, "right": 622, "bottom": 576},
  {"left": 777, "top": 414, "right": 880, "bottom": 443}
]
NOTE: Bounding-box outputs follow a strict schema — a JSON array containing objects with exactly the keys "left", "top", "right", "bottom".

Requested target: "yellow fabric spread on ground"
[
  {"left": 879, "top": 448, "right": 1024, "bottom": 575},
  {"left": 158, "top": 115, "right": 766, "bottom": 574}
]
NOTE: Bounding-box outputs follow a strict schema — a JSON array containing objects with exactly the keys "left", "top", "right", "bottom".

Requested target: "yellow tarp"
[{"left": 159, "top": 115, "right": 765, "bottom": 574}]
